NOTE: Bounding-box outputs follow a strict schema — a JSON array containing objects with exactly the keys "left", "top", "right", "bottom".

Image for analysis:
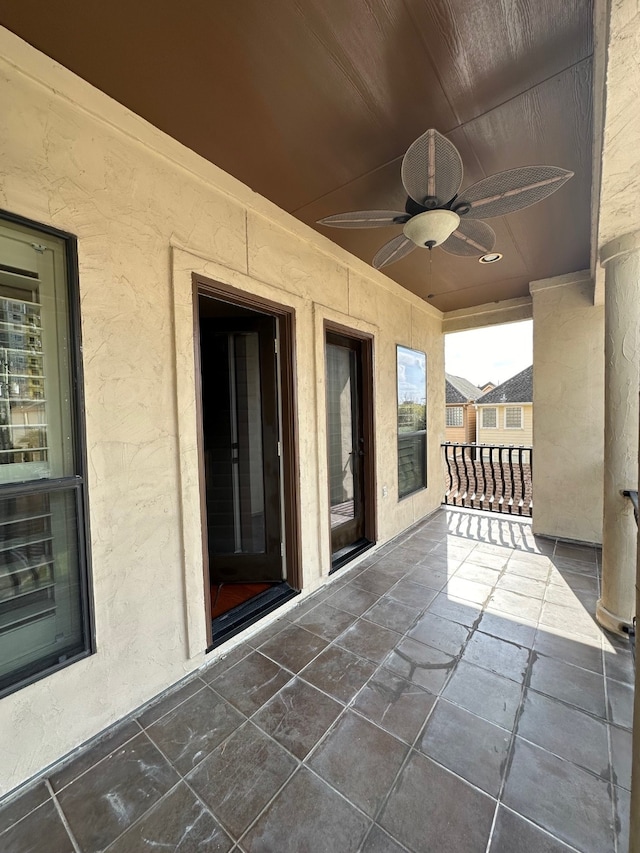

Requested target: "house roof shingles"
[
  {"left": 445, "top": 373, "right": 483, "bottom": 405},
  {"left": 476, "top": 365, "right": 533, "bottom": 404}
]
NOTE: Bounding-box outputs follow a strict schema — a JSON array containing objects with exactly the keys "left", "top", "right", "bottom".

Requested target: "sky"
[{"left": 444, "top": 319, "right": 533, "bottom": 388}]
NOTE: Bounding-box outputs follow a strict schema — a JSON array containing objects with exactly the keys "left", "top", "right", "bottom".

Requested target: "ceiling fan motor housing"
[{"left": 403, "top": 209, "right": 460, "bottom": 248}]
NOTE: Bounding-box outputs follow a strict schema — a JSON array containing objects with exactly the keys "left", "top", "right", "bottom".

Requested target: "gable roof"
[
  {"left": 476, "top": 365, "right": 533, "bottom": 404},
  {"left": 445, "top": 373, "right": 483, "bottom": 405}
]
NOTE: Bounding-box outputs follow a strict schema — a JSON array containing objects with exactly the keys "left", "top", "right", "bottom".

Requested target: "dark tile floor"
[{"left": 1, "top": 508, "right": 634, "bottom": 853}]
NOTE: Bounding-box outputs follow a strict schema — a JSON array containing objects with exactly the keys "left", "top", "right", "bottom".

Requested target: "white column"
[{"left": 597, "top": 231, "right": 640, "bottom": 634}]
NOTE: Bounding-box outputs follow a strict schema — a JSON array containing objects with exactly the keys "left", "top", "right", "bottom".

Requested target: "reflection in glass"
[
  {"left": 397, "top": 345, "right": 427, "bottom": 498},
  {"left": 0, "top": 217, "right": 87, "bottom": 694},
  {"left": 327, "top": 344, "right": 356, "bottom": 528}
]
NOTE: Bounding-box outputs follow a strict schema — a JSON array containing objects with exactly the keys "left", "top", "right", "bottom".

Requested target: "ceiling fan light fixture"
[
  {"left": 479, "top": 252, "right": 503, "bottom": 264},
  {"left": 403, "top": 210, "right": 460, "bottom": 248}
]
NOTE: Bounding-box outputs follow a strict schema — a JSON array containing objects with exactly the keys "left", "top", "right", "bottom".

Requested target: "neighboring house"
[
  {"left": 445, "top": 373, "right": 482, "bottom": 443},
  {"left": 479, "top": 381, "right": 496, "bottom": 394},
  {"left": 475, "top": 365, "right": 533, "bottom": 447}
]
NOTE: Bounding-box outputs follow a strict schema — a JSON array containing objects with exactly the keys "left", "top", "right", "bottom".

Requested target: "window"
[
  {"left": 0, "top": 212, "right": 92, "bottom": 697},
  {"left": 397, "top": 345, "right": 426, "bottom": 498},
  {"left": 505, "top": 406, "right": 523, "bottom": 429},
  {"left": 446, "top": 406, "right": 463, "bottom": 427},
  {"left": 481, "top": 407, "right": 497, "bottom": 428}
]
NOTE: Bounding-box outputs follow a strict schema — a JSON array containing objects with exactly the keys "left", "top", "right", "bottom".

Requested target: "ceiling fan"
[{"left": 318, "top": 129, "right": 573, "bottom": 270}]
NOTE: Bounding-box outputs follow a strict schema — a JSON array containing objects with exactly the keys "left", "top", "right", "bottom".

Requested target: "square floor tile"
[
  {"left": 533, "top": 628, "right": 603, "bottom": 674},
  {"left": 386, "top": 579, "right": 438, "bottom": 609},
  {"left": 604, "top": 647, "right": 635, "bottom": 685},
  {"left": 517, "top": 690, "right": 609, "bottom": 777},
  {"left": 187, "top": 722, "right": 297, "bottom": 838},
  {"left": 610, "top": 725, "right": 632, "bottom": 790},
  {"left": 489, "top": 806, "right": 576, "bottom": 852},
  {"left": 201, "top": 643, "right": 253, "bottom": 684},
  {"left": 300, "top": 645, "right": 376, "bottom": 703},
  {"left": 443, "top": 661, "right": 523, "bottom": 729},
  {"left": 293, "top": 602, "right": 357, "bottom": 641},
  {"left": 147, "top": 685, "right": 245, "bottom": 773},
  {"left": 419, "top": 699, "right": 511, "bottom": 796},
  {"left": 406, "top": 610, "right": 470, "bottom": 656},
  {"left": 443, "top": 577, "right": 494, "bottom": 606},
  {"left": 252, "top": 678, "right": 342, "bottom": 759},
  {"left": 240, "top": 767, "right": 370, "bottom": 853},
  {"left": 360, "top": 825, "right": 409, "bottom": 853},
  {"left": 0, "top": 781, "right": 50, "bottom": 830},
  {"left": 488, "top": 590, "right": 543, "bottom": 622},
  {"left": 352, "top": 568, "right": 400, "bottom": 595},
  {"left": 326, "top": 585, "right": 380, "bottom": 616},
  {"left": 137, "top": 678, "right": 206, "bottom": 727},
  {"left": 477, "top": 611, "right": 537, "bottom": 648},
  {"left": 0, "top": 800, "right": 74, "bottom": 853},
  {"left": 528, "top": 653, "right": 606, "bottom": 717},
  {"left": 506, "top": 559, "right": 551, "bottom": 583},
  {"left": 407, "top": 564, "right": 450, "bottom": 590},
  {"left": 462, "top": 631, "right": 530, "bottom": 683},
  {"left": 496, "top": 574, "right": 547, "bottom": 599},
  {"left": 308, "top": 710, "right": 408, "bottom": 817},
  {"left": 363, "top": 597, "right": 422, "bottom": 633},
  {"left": 614, "top": 784, "right": 630, "bottom": 853},
  {"left": 50, "top": 720, "right": 143, "bottom": 794},
  {"left": 465, "top": 550, "right": 510, "bottom": 571},
  {"left": 427, "top": 592, "right": 481, "bottom": 627},
  {"left": 607, "top": 678, "right": 634, "bottom": 729},
  {"left": 56, "top": 733, "right": 179, "bottom": 853},
  {"left": 503, "top": 738, "right": 615, "bottom": 853},
  {"left": 379, "top": 751, "right": 495, "bottom": 853},
  {"left": 211, "top": 652, "right": 292, "bottom": 715},
  {"left": 107, "top": 782, "right": 233, "bottom": 853},
  {"left": 258, "top": 624, "right": 329, "bottom": 673},
  {"left": 385, "top": 636, "right": 456, "bottom": 694},
  {"left": 352, "top": 668, "right": 436, "bottom": 744},
  {"left": 454, "top": 563, "right": 501, "bottom": 587},
  {"left": 335, "top": 618, "right": 399, "bottom": 664}
]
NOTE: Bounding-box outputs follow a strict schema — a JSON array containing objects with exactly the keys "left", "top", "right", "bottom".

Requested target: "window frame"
[
  {"left": 446, "top": 406, "right": 464, "bottom": 427},
  {"left": 0, "top": 209, "right": 94, "bottom": 699},
  {"left": 504, "top": 406, "right": 523, "bottom": 429},
  {"left": 481, "top": 407, "right": 498, "bottom": 429},
  {"left": 396, "top": 345, "right": 427, "bottom": 500}
]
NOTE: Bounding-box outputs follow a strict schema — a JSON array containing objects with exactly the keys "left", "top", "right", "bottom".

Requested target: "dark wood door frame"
[
  {"left": 323, "top": 320, "right": 377, "bottom": 562},
  {"left": 193, "top": 274, "right": 302, "bottom": 648}
]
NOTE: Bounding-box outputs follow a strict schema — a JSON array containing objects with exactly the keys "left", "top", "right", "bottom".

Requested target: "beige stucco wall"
[
  {"left": 0, "top": 29, "right": 445, "bottom": 795},
  {"left": 476, "top": 404, "right": 533, "bottom": 447},
  {"left": 530, "top": 273, "right": 604, "bottom": 544}
]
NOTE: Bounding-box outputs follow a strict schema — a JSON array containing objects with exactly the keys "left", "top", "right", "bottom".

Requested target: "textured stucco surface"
[
  {"left": 598, "top": 0, "right": 640, "bottom": 251},
  {"left": 530, "top": 274, "right": 604, "bottom": 544},
  {"left": 0, "top": 29, "right": 445, "bottom": 794}
]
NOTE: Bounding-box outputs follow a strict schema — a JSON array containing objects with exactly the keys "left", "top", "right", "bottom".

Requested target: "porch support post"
[{"left": 597, "top": 231, "right": 640, "bottom": 635}]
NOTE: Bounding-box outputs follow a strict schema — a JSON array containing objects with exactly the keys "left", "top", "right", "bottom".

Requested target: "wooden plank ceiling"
[{"left": 0, "top": 0, "right": 593, "bottom": 312}]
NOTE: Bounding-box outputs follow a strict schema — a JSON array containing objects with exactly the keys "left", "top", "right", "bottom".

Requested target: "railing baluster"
[
  {"left": 441, "top": 442, "right": 532, "bottom": 518},
  {"left": 470, "top": 444, "right": 478, "bottom": 508},
  {"left": 488, "top": 446, "right": 497, "bottom": 512},
  {"left": 443, "top": 443, "right": 454, "bottom": 505},
  {"left": 507, "top": 447, "right": 515, "bottom": 513},
  {"left": 452, "top": 444, "right": 462, "bottom": 506},
  {"left": 498, "top": 446, "right": 507, "bottom": 510},
  {"left": 518, "top": 445, "right": 527, "bottom": 516}
]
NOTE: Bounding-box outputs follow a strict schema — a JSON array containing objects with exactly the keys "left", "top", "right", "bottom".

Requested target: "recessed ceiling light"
[{"left": 479, "top": 252, "right": 503, "bottom": 264}]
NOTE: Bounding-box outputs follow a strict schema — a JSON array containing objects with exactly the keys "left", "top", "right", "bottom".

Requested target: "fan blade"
[
  {"left": 441, "top": 220, "right": 497, "bottom": 257},
  {"left": 372, "top": 235, "right": 416, "bottom": 269},
  {"left": 318, "top": 210, "right": 408, "bottom": 229},
  {"left": 401, "top": 129, "right": 463, "bottom": 207},
  {"left": 458, "top": 166, "right": 573, "bottom": 219}
]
